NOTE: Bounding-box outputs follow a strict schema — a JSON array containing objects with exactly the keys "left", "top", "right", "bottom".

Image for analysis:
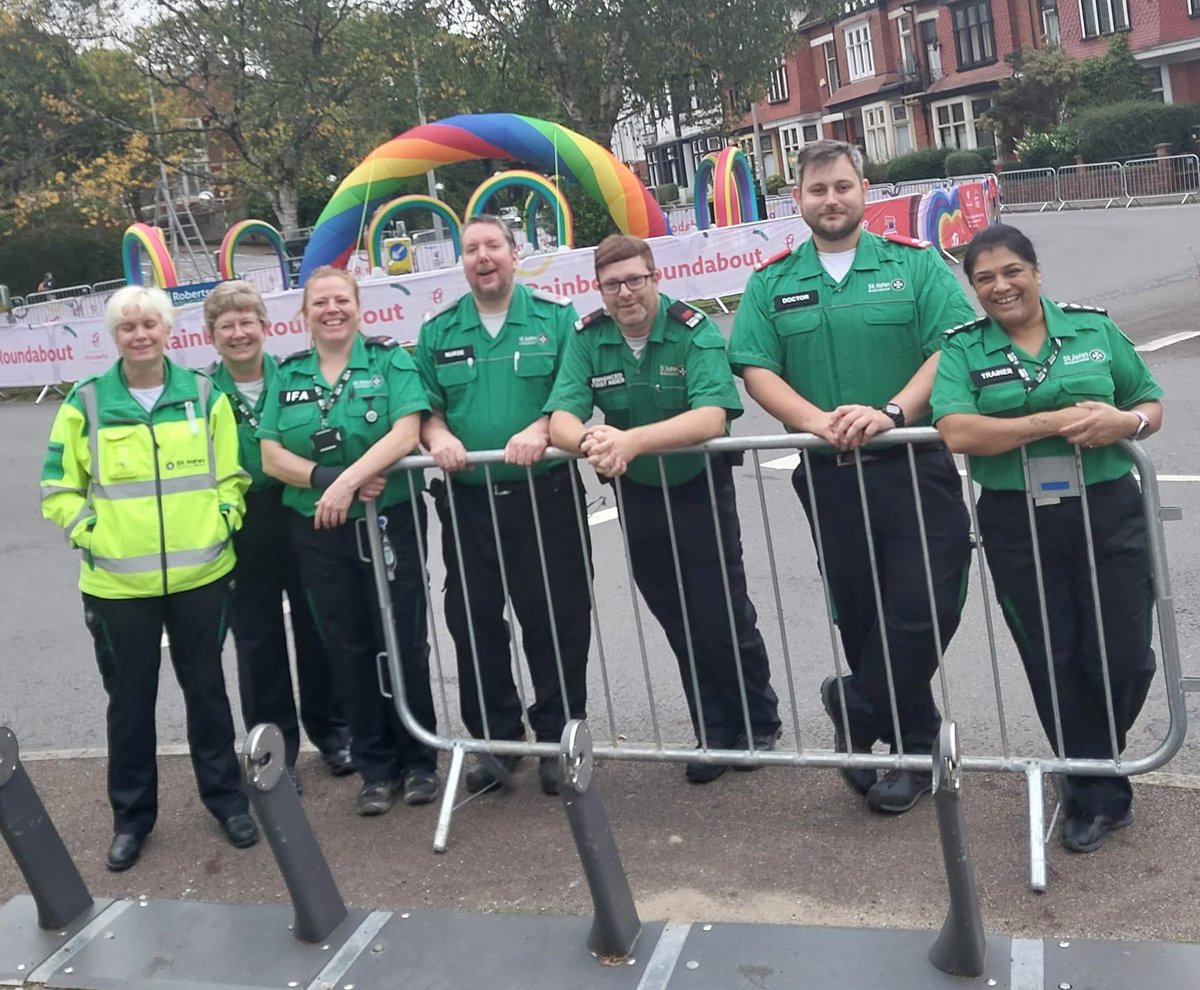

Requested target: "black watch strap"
[{"left": 881, "top": 402, "right": 906, "bottom": 428}]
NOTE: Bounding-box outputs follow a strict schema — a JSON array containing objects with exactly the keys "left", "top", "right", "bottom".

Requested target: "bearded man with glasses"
[{"left": 546, "top": 234, "right": 781, "bottom": 783}]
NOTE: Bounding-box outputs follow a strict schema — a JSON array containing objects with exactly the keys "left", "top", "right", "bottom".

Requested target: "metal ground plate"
[
  {"left": 39, "top": 900, "right": 369, "bottom": 990},
  {"left": 1042, "top": 937, "right": 1200, "bottom": 990},
  {"left": 0, "top": 896, "right": 113, "bottom": 987},
  {"left": 334, "top": 911, "right": 665, "bottom": 990},
  {"left": 662, "top": 923, "right": 1012, "bottom": 989}
]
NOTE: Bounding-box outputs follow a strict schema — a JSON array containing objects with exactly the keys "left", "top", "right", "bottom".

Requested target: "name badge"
[
  {"left": 774, "top": 291, "right": 818, "bottom": 311},
  {"left": 435, "top": 346, "right": 475, "bottom": 364},
  {"left": 589, "top": 371, "right": 626, "bottom": 390},
  {"left": 970, "top": 365, "right": 1020, "bottom": 387},
  {"left": 280, "top": 389, "right": 316, "bottom": 405}
]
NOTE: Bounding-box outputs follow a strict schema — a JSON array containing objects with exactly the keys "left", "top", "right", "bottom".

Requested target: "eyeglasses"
[
  {"left": 213, "top": 316, "right": 264, "bottom": 334},
  {"left": 599, "top": 273, "right": 653, "bottom": 295}
]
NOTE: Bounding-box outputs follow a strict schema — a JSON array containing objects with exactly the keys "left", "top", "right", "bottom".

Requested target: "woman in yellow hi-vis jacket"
[{"left": 41, "top": 285, "right": 258, "bottom": 873}]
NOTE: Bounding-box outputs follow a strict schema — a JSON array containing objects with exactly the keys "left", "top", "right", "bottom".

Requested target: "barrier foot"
[
  {"left": 558, "top": 719, "right": 641, "bottom": 962},
  {"left": 928, "top": 720, "right": 986, "bottom": 978},
  {"left": 433, "top": 743, "right": 466, "bottom": 853},
  {"left": 1028, "top": 766, "right": 1048, "bottom": 893},
  {"left": 243, "top": 723, "right": 348, "bottom": 943},
  {"left": 0, "top": 726, "right": 94, "bottom": 930},
  {"left": 34, "top": 385, "right": 64, "bottom": 404}
]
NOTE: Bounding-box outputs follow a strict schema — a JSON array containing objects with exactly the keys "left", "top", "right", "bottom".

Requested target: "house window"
[
  {"left": 1191, "top": 0, "right": 1200, "bottom": 17},
  {"left": 779, "top": 125, "right": 802, "bottom": 181},
  {"left": 803, "top": 123, "right": 819, "bottom": 142},
  {"left": 738, "top": 136, "right": 758, "bottom": 180},
  {"left": 892, "top": 103, "right": 913, "bottom": 156},
  {"left": 932, "top": 97, "right": 992, "bottom": 149},
  {"left": 897, "top": 14, "right": 917, "bottom": 78},
  {"left": 863, "top": 104, "right": 890, "bottom": 162},
  {"left": 767, "top": 58, "right": 789, "bottom": 104},
  {"left": 1078, "top": 0, "right": 1129, "bottom": 38},
  {"left": 823, "top": 41, "right": 841, "bottom": 94},
  {"left": 951, "top": 1, "right": 996, "bottom": 69},
  {"left": 1144, "top": 67, "right": 1165, "bottom": 102},
  {"left": 844, "top": 23, "right": 875, "bottom": 82},
  {"left": 919, "top": 19, "right": 943, "bottom": 82},
  {"left": 1040, "top": 0, "right": 1061, "bottom": 44}
]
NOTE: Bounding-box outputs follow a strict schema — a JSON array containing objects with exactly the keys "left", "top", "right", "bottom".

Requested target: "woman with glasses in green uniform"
[{"left": 931, "top": 224, "right": 1163, "bottom": 854}]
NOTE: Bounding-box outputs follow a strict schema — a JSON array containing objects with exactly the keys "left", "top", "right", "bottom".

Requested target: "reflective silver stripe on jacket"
[
  {"left": 90, "top": 541, "right": 227, "bottom": 575},
  {"left": 90, "top": 475, "right": 216, "bottom": 500}
]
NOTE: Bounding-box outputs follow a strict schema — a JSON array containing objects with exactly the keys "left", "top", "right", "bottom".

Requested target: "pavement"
[{"left": 4, "top": 749, "right": 1199, "bottom": 945}]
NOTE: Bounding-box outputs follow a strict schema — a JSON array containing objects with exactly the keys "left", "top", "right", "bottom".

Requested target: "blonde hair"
[
  {"left": 105, "top": 285, "right": 175, "bottom": 338},
  {"left": 301, "top": 266, "right": 359, "bottom": 316},
  {"left": 204, "top": 280, "right": 268, "bottom": 331}
]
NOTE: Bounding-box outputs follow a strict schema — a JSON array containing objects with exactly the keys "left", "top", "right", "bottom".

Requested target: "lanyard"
[
  {"left": 228, "top": 389, "right": 259, "bottom": 431},
  {"left": 313, "top": 367, "right": 353, "bottom": 426},
  {"left": 1003, "top": 337, "right": 1062, "bottom": 393}
]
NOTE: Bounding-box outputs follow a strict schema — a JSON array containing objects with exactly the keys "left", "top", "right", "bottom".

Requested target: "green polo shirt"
[
  {"left": 416, "top": 283, "right": 578, "bottom": 485},
  {"left": 256, "top": 334, "right": 429, "bottom": 518},
  {"left": 931, "top": 297, "right": 1162, "bottom": 491},
  {"left": 728, "top": 230, "right": 977, "bottom": 422},
  {"left": 209, "top": 354, "right": 279, "bottom": 493},
  {"left": 544, "top": 294, "right": 742, "bottom": 487}
]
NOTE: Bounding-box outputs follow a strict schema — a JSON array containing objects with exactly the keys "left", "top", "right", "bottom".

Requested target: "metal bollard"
[
  {"left": 242, "top": 723, "right": 347, "bottom": 943},
  {"left": 928, "top": 720, "right": 987, "bottom": 977},
  {"left": 0, "top": 726, "right": 93, "bottom": 930},
  {"left": 558, "top": 719, "right": 642, "bottom": 962}
]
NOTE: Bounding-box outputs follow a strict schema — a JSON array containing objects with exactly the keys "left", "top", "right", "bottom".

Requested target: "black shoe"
[
  {"left": 220, "top": 813, "right": 259, "bottom": 849},
  {"left": 356, "top": 779, "right": 399, "bottom": 816},
  {"left": 465, "top": 755, "right": 521, "bottom": 794},
  {"left": 685, "top": 759, "right": 728, "bottom": 784},
  {"left": 105, "top": 833, "right": 145, "bottom": 872},
  {"left": 402, "top": 769, "right": 440, "bottom": 806},
  {"left": 538, "top": 756, "right": 563, "bottom": 796},
  {"left": 733, "top": 728, "right": 782, "bottom": 772},
  {"left": 1061, "top": 808, "right": 1134, "bottom": 853},
  {"left": 820, "top": 676, "right": 878, "bottom": 796},
  {"left": 866, "top": 769, "right": 933, "bottom": 814},
  {"left": 321, "top": 745, "right": 355, "bottom": 777}
]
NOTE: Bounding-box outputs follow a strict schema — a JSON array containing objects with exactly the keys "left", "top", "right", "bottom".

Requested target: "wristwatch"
[
  {"left": 880, "top": 402, "right": 906, "bottom": 429},
  {"left": 1131, "top": 410, "right": 1150, "bottom": 439}
]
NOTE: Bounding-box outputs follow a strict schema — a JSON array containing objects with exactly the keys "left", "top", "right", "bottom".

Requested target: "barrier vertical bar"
[
  {"left": 0, "top": 726, "right": 94, "bottom": 930},
  {"left": 558, "top": 719, "right": 641, "bottom": 961},
  {"left": 928, "top": 720, "right": 986, "bottom": 978},
  {"left": 242, "top": 723, "right": 348, "bottom": 943}
]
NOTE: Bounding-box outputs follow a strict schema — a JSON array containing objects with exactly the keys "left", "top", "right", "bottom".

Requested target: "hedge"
[
  {"left": 945, "top": 149, "right": 992, "bottom": 176},
  {"left": 886, "top": 147, "right": 953, "bottom": 182},
  {"left": 1058, "top": 101, "right": 1200, "bottom": 163}
]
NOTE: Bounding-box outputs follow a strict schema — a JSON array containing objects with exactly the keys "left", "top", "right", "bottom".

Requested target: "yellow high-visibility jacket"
[{"left": 41, "top": 358, "right": 250, "bottom": 599}]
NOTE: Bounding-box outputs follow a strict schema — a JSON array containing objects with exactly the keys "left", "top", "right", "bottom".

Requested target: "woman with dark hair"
[{"left": 932, "top": 224, "right": 1163, "bottom": 853}]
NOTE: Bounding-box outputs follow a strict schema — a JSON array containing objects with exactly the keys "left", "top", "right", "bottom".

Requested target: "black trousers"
[
  {"left": 792, "top": 447, "right": 971, "bottom": 754},
  {"left": 82, "top": 577, "right": 248, "bottom": 837},
  {"left": 619, "top": 459, "right": 781, "bottom": 745},
  {"left": 230, "top": 488, "right": 348, "bottom": 767},
  {"left": 289, "top": 500, "right": 438, "bottom": 784},
  {"left": 978, "top": 474, "right": 1156, "bottom": 819},
  {"left": 434, "top": 465, "right": 592, "bottom": 742}
]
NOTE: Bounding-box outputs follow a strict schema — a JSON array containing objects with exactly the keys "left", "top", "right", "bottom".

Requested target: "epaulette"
[
  {"left": 531, "top": 288, "right": 572, "bottom": 306},
  {"left": 574, "top": 308, "right": 608, "bottom": 333},
  {"left": 884, "top": 232, "right": 932, "bottom": 249},
  {"left": 1058, "top": 301, "right": 1108, "bottom": 316},
  {"left": 667, "top": 300, "right": 705, "bottom": 329},
  {"left": 280, "top": 347, "right": 313, "bottom": 365},
  {"left": 364, "top": 334, "right": 398, "bottom": 348},
  {"left": 942, "top": 316, "right": 988, "bottom": 339},
  {"left": 755, "top": 248, "right": 792, "bottom": 272},
  {"left": 422, "top": 297, "right": 459, "bottom": 324}
]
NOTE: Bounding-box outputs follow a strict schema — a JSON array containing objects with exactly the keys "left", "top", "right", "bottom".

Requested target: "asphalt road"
[{"left": 3, "top": 207, "right": 1199, "bottom": 779}]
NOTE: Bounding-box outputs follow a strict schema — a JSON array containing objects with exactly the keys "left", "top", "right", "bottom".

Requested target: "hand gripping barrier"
[{"left": 0, "top": 726, "right": 94, "bottom": 930}]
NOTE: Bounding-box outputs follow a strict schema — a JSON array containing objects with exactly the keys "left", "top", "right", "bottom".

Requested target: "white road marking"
[{"left": 1137, "top": 331, "right": 1200, "bottom": 352}]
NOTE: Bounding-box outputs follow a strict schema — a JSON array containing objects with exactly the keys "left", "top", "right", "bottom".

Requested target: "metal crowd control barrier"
[
  {"left": 1055, "top": 161, "right": 1127, "bottom": 210},
  {"left": 368, "top": 429, "right": 1185, "bottom": 904},
  {"left": 998, "top": 167, "right": 1060, "bottom": 212},
  {"left": 1123, "top": 153, "right": 1200, "bottom": 206}
]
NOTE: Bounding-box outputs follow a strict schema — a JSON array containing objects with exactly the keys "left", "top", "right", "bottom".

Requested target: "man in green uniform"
[
  {"left": 729, "top": 139, "right": 975, "bottom": 814},
  {"left": 417, "top": 215, "right": 592, "bottom": 797},
  {"left": 204, "top": 281, "right": 351, "bottom": 793},
  {"left": 546, "top": 233, "right": 781, "bottom": 783}
]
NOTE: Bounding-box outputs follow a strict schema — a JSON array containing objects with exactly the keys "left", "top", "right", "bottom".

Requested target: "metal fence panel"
[
  {"left": 1055, "top": 161, "right": 1127, "bottom": 209},
  {"left": 1123, "top": 153, "right": 1200, "bottom": 205},
  {"left": 997, "top": 168, "right": 1059, "bottom": 212}
]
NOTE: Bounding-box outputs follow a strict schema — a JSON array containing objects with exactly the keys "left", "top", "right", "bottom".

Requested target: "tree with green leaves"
[
  {"left": 1071, "top": 34, "right": 1151, "bottom": 112},
  {"left": 978, "top": 46, "right": 1079, "bottom": 154}
]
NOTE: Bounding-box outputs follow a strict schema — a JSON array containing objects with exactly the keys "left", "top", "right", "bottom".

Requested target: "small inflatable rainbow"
[
  {"left": 300, "top": 113, "right": 668, "bottom": 284},
  {"left": 467, "top": 170, "right": 574, "bottom": 249},
  {"left": 122, "top": 223, "right": 179, "bottom": 288},
  {"left": 694, "top": 147, "right": 759, "bottom": 230},
  {"left": 365, "top": 195, "right": 463, "bottom": 271},
  {"left": 219, "top": 220, "right": 290, "bottom": 287}
]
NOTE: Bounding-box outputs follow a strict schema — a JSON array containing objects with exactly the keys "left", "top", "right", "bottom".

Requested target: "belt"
[
  {"left": 453, "top": 463, "right": 574, "bottom": 498},
  {"left": 810, "top": 442, "right": 946, "bottom": 468}
]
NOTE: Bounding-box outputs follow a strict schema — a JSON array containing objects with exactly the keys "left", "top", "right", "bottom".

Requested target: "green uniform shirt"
[
  {"left": 257, "top": 334, "right": 429, "bottom": 518},
  {"left": 416, "top": 283, "right": 578, "bottom": 485},
  {"left": 544, "top": 295, "right": 742, "bottom": 487},
  {"left": 209, "top": 354, "right": 279, "bottom": 493},
  {"left": 728, "top": 230, "right": 977, "bottom": 422},
  {"left": 931, "top": 296, "right": 1163, "bottom": 491}
]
